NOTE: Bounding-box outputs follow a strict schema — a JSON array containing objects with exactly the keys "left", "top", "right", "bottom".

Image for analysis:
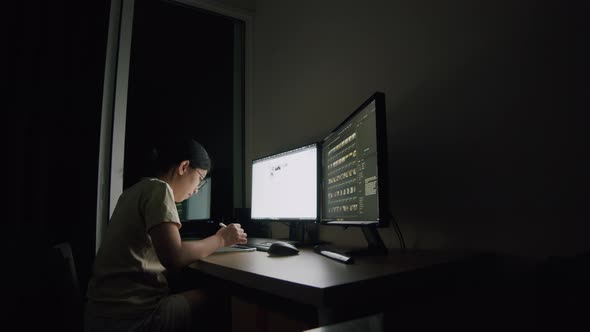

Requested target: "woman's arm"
[{"left": 149, "top": 222, "right": 247, "bottom": 271}]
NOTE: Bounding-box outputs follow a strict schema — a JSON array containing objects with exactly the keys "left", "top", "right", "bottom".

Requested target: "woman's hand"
[{"left": 216, "top": 223, "right": 247, "bottom": 247}]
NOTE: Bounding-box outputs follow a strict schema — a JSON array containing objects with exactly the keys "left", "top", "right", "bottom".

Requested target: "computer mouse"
[{"left": 268, "top": 241, "right": 299, "bottom": 256}]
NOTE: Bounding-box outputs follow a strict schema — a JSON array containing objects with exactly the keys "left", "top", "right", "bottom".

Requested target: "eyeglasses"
[{"left": 194, "top": 168, "right": 208, "bottom": 189}]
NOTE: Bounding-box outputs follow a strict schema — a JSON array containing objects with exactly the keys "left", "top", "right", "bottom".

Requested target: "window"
[{"left": 97, "top": 0, "right": 251, "bottom": 250}]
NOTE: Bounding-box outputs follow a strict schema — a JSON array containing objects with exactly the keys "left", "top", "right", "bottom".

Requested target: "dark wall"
[
  {"left": 383, "top": 0, "right": 590, "bottom": 258},
  {"left": 15, "top": 0, "right": 111, "bottom": 329}
]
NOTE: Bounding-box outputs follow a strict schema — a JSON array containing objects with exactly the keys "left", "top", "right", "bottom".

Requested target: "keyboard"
[{"left": 244, "top": 238, "right": 298, "bottom": 252}]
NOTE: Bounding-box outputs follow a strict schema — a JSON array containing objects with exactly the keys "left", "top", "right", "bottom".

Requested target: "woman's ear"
[{"left": 178, "top": 160, "right": 191, "bottom": 175}]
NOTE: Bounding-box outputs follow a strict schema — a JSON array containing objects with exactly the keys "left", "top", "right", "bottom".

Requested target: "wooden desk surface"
[{"left": 189, "top": 248, "right": 476, "bottom": 307}]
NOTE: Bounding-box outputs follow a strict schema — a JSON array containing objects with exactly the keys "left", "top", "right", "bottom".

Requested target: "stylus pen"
[{"left": 219, "top": 222, "right": 227, "bottom": 228}]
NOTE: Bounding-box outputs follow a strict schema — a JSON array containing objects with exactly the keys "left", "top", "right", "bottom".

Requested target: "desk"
[{"left": 188, "top": 248, "right": 481, "bottom": 328}]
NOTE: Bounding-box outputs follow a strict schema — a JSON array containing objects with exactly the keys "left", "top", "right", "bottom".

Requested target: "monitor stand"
[
  {"left": 288, "top": 222, "right": 320, "bottom": 246},
  {"left": 329, "top": 225, "right": 388, "bottom": 256},
  {"left": 358, "top": 225, "right": 388, "bottom": 256}
]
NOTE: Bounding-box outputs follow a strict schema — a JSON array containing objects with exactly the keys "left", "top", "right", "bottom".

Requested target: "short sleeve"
[{"left": 142, "top": 180, "right": 181, "bottom": 231}]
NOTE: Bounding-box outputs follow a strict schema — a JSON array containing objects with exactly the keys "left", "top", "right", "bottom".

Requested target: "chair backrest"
[{"left": 46, "top": 242, "right": 83, "bottom": 331}]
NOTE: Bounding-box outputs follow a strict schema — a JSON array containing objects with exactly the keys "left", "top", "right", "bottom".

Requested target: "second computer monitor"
[
  {"left": 251, "top": 143, "right": 319, "bottom": 222},
  {"left": 321, "top": 92, "right": 390, "bottom": 226}
]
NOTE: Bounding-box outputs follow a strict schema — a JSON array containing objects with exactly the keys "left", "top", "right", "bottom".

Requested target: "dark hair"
[{"left": 149, "top": 136, "right": 211, "bottom": 176}]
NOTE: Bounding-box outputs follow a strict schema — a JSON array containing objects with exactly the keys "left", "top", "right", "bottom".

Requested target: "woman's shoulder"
[
  {"left": 118, "top": 178, "right": 173, "bottom": 206},
  {"left": 135, "top": 177, "right": 170, "bottom": 191},
  {"left": 123, "top": 177, "right": 168, "bottom": 194},
  {"left": 140, "top": 177, "right": 166, "bottom": 185},
  {"left": 140, "top": 177, "right": 175, "bottom": 197}
]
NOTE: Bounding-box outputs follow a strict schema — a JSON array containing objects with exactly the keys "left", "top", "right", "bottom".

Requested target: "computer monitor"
[
  {"left": 177, "top": 176, "right": 218, "bottom": 239},
  {"left": 251, "top": 143, "right": 319, "bottom": 242},
  {"left": 320, "top": 92, "right": 391, "bottom": 254},
  {"left": 181, "top": 177, "right": 212, "bottom": 221}
]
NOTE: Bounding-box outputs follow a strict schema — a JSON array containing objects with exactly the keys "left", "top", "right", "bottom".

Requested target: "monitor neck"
[
  {"left": 335, "top": 224, "right": 388, "bottom": 256},
  {"left": 360, "top": 225, "right": 387, "bottom": 255}
]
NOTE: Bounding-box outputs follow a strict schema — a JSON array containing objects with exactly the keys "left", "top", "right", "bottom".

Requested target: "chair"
[{"left": 45, "top": 242, "right": 84, "bottom": 331}]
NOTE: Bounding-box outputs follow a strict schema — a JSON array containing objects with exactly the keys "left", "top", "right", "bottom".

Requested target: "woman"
[{"left": 85, "top": 136, "right": 247, "bottom": 331}]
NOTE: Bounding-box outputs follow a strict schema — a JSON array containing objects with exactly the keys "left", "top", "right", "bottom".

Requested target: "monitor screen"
[
  {"left": 321, "top": 92, "right": 390, "bottom": 226},
  {"left": 251, "top": 143, "right": 319, "bottom": 221},
  {"left": 180, "top": 177, "right": 211, "bottom": 221},
  {"left": 178, "top": 176, "right": 218, "bottom": 240}
]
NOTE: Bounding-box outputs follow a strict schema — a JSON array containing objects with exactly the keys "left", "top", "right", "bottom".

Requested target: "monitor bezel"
[
  {"left": 250, "top": 142, "right": 320, "bottom": 224},
  {"left": 319, "top": 91, "right": 391, "bottom": 228}
]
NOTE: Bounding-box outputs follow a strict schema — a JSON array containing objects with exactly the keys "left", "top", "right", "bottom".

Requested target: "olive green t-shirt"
[{"left": 86, "top": 178, "right": 181, "bottom": 318}]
